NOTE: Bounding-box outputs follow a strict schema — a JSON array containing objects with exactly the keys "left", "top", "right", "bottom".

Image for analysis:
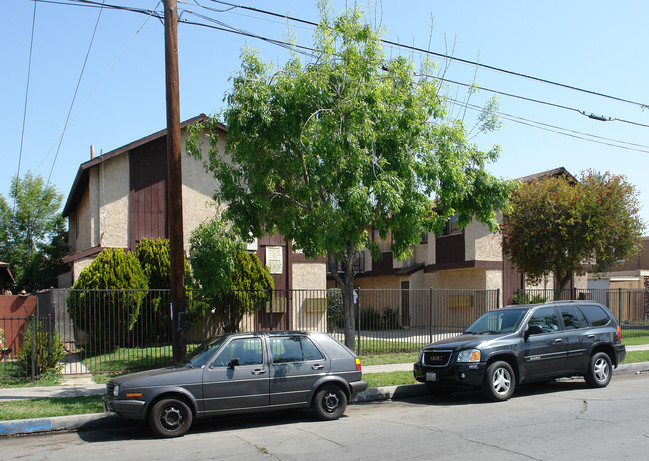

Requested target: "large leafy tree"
[
  {"left": 501, "top": 171, "right": 644, "bottom": 297},
  {"left": 190, "top": 215, "right": 274, "bottom": 333},
  {"left": 187, "top": 6, "right": 511, "bottom": 348},
  {"left": 0, "top": 172, "right": 68, "bottom": 291}
]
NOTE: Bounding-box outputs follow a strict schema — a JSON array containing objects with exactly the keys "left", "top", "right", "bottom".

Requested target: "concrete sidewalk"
[{"left": 1, "top": 345, "right": 648, "bottom": 437}]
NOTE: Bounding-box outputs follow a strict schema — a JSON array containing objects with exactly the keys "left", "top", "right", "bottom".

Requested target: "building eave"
[{"left": 62, "top": 114, "right": 222, "bottom": 217}]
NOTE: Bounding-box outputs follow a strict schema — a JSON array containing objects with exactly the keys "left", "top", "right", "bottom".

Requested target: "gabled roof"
[
  {"left": 516, "top": 167, "right": 576, "bottom": 184},
  {"left": 62, "top": 114, "right": 225, "bottom": 217}
]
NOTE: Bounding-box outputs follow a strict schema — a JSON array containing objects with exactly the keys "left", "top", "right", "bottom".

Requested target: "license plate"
[{"left": 426, "top": 372, "right": 437, "bottom": 382}]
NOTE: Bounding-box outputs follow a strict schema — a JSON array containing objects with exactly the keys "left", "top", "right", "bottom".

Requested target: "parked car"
[
  {"left": 413, "top": 301, "right": 626, "bottom": 401},
  {"left": 102, "top": 331, "right": 367, "bottom": 437}
]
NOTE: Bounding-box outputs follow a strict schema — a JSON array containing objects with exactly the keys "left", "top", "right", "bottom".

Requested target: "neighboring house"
[
  {"left": 60, "top": 115, "right": 326, "bottom": 330},
  {"left": 588, "top": 236, "right": 649, "bottom": 291},
  {"left": 0, "top": 262, "right": 14, "bottom": 295},
  {"left": 331, "top": 167, "right": 587, "bottom": 307}
]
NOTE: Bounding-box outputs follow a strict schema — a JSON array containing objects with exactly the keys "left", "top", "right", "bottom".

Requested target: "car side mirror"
[
  {"left": 229, "top": 358, "right": 240, "bottom": 368},
  {"left": 525, "top": 325, "right": 544, "bottom": 338}
]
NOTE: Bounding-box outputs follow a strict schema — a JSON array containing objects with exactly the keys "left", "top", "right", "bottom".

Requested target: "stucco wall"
[
  {"left": 97, "top": 154, "right": 130, "bottom": 249},
  {"left": 180, "top": 130, "right": 223, "bottom": 253},
  {"left": 464, "top": 215, "right": 503, "bottom": 262},
  {"left": 424, "top": 268, "right": 487, "bottom": 290},
  {"left": 292, "top": 262, "right": 327, "bottom": 290}
]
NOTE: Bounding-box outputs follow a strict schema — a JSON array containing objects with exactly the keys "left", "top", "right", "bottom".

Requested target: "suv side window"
[
  {"left": 270, "top": 336, "right": 324, "bottom": 363},
  {"left": 528, "top": 307, "right": 560, "bottom": 333},
  {"left": 579, "top": 304, "right": 612, "bottom": 327},
  {"left": 559, "top": 305, "right": 588, "bottom": 330}
]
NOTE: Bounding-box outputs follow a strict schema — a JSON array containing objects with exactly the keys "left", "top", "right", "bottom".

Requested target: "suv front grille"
[
  {"left": 106, "top": 382, "right": 115, "bottom": 396},
  {"left": 423, "top": 350, "right": 452, "bottom": 367}
]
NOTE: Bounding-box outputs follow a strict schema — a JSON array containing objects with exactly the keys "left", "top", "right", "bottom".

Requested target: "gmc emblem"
[{"left": 429, "top": 355, "right": 443, "bottom": 362}]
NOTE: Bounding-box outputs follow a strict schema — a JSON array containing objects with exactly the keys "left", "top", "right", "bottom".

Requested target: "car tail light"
[
  {"left": 617, "top": 325, "right": 622, "bottom": 342},
  {"left": 355, "top": 357, "right": 362, "bottom": 371}
]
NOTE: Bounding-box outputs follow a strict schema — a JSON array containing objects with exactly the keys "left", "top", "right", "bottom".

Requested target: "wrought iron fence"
[
  {"left": 11, "top": 286, "right": 647, "bottom": 381},
  {"left": 515, "top": 288, "right": 649, "bottom": 334},
  {"left": 0, "top": 287, "right": 502, "bottom": 379}
]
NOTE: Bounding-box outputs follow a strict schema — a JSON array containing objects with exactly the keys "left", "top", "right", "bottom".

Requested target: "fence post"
[
  {"left": 619, "top": 288, "right": 623, "bottom": 323},
  {"left": 429, "top": 287, "right": 434, "bottom": 344},
  {"left": 497, "top": 288, "right": 501, "bottom": 309},
  {"left": 356, "top": 288, "right": 361, "bottom": 355},
  {"left": 30, "top": 315, "right": 35, "bottom": 383}
]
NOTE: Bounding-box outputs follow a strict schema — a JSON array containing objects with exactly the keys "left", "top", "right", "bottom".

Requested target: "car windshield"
[
  {"left": 464, "top": 309, "right": 527, "bottom": 335},
  {"left": 179, "top": 336, "right": 226, "bottom": 368}
]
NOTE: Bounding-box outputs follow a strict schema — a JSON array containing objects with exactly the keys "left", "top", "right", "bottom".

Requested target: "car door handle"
[
  {"left": 587, "top": 334, "right": 595, "bottom": 339},
  {"left": 252, "top": 369, "right": 266, "bottom": 375},
  {"left": 312, "top": 364, "right": 325, "bottom": 370},
  {"left": 555, "top": 339, "right": 563, "bottom": 343}
]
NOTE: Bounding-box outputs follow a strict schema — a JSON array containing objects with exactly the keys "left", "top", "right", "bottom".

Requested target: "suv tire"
[
  {"left": 584, "top": 352, "right": 612, "bottom": 388},
  {"left": 482, "top": 361, "right": 515, "bottom": 401}
]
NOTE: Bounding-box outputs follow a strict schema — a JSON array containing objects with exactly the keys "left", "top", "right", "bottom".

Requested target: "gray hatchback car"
[{"left": 102, "top": 331, "right": 367, "bottom": 437}]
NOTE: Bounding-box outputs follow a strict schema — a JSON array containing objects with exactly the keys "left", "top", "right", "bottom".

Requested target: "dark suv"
[{"left": 413, "top": 301, "right": 626, "bottom": 401}]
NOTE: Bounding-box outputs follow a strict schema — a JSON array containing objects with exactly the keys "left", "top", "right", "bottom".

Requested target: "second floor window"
[{"left": 441, "top": 214, "right": 462, "bottom": 236}]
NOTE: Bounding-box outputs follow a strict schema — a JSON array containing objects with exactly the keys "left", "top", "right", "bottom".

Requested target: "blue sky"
[{"left": 3, "top": 0, "right": 648, "bottom": 229}]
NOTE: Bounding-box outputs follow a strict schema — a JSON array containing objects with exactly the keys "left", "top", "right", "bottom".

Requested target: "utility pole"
[{"left": 164, "top": 0, "right": 186, "bottom": 363}]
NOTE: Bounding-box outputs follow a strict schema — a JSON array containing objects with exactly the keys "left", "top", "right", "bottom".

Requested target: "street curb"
[
  {"left": 1, "top": 361, "right": 647, "bottom": 438},
  {"left": 0, "top": 413, "right": 124, "bottom": 437}
]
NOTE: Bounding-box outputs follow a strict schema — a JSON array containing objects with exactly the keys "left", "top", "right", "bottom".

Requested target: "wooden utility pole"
[{"left": 164, "top": 0, "right": 186, "bottom": 363}]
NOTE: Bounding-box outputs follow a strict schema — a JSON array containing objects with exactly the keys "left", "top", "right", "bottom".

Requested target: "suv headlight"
[
  {"left": 113, "top": 384, "right": 120, "bottom": 397},
  {"left": 456, "top": 349, "right": 481, "bottom": 363}
]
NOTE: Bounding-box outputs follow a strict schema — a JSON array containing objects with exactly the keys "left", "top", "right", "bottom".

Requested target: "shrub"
[
  {"left": 68, "top": 248, "right": 148, "bottom": 350},
  {"left": 17, "top": 319, "right": 65, "bottom": 377},
  {"left": 326, "top": 289, "right": 344, "bottom": 333},
  {"left": 512, "top": 292, "right": 547, "bottom": 305},
  {"left": 381, "top": 307, "right": 401, "bottom": 329}
]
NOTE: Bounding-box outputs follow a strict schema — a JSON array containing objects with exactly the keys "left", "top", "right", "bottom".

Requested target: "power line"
[
  {"left": 47, "top": 0, "right": 106, "bottom": 185},
  {"left": 16, "top": 0, "right": 38, "bottom": 206},
  {"left": 450, "top": 98, "right": 649, "bottom": 155},
  {"left": 204, "top": 0, "right": 649, "bottom": 110},
  {"left": 24, "top": 0, "right": 649, "bottom": 160}
]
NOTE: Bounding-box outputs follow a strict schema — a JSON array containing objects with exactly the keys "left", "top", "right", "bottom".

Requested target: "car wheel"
[
  {"left": 482, "top": 361, "right": 515, "bottom": 401},
  {"left": 312, "top": 384, "right": 347, "bottom": 420},
  {"left": 149, "top": 398, "right": 193, "bottom": 438},
  {"left": 585, "top": 352, "right": 612, "bottom": 388}
]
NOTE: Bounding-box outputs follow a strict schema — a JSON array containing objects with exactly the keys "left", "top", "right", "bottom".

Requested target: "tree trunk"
[
  {"left": 554, "top": 270, "right": 572, "bottom": 301},
  {"left": 327, "top": 249, "right": 357, "bottom": 351}
]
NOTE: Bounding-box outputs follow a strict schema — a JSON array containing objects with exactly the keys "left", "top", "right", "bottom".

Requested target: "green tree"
[
  {"left": 0, "top": 172, "right": 68, "bottom": 291},
  {"left": 134, "top": 238, "right": 193, "bottom": 341},
  {"left": 501, "top": 171, "right": 644, "bottom": 298},
  {"left": 68, "top": 248, "right": 148, "bottom": 349},
  {"left": 190, "top": 216, "right": 274, "bottom": 333},
  {"left": 187, "top": 6, "right": 511, "bottom": 348}
]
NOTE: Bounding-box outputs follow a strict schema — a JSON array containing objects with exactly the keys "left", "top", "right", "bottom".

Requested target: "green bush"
[
  {"left": 326, "top": 289, "right": 344, "bottom": 333},
  {"left": 68, "top": 248, "right": 148, "bottom": 350},
  {"left": 512, "top": 292, "right": 547, "bottom": 305},
  {"left": 17, "top": 319, "right": 65, "bottom": 377}
]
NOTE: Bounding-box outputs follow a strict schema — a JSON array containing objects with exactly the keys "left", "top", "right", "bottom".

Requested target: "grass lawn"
[{"left": 0, "top": 395, "right": 103, "bottom": 421}]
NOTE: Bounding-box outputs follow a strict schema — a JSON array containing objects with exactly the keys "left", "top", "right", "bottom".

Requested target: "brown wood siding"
[
  {"left": 502, "top": 256, "right": 523, "bottom": 305},
  {"left": 256, "top": 234, "right": 290, "bottom": 330},
  {"left": 436, "top": 233, "right": 465, "bottom": 265},
  {"left": 129, "top": 136, "right": 168, "bottom": 251}
]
